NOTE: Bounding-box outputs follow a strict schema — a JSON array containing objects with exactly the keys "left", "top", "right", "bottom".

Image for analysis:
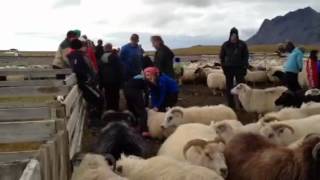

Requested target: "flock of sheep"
[{"left": 71, "top": 56, "right": 320, "bottom": 180}]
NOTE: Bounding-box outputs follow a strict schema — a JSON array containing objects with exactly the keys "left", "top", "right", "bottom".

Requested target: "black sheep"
[
  {"left": 275, "top": 89, "right": 320, "bottom": 107},
  {"left": 95, "top": 111, "right": 151, "bottom": 160}
]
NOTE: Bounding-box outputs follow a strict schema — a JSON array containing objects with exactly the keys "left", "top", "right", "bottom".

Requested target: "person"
[
  {"left": 144, "top": 67, "right": 179, "bottom": 112},
  {"left": 80, "top": 36, "right": 98, "bottom": 72},
  {"left": 220, "top": 27, "right": 249, "bottom": 108},
  {"left": 98, "top": 43, "right": 124, "bottom": 111},
  {"left": 151, "top": 36, "right": 175, "bottom": 78},
  {"left": 67, "top": 39, "right": 102, "bottom": 124},
  {"left": 306, "top": 50, "right": 319, "bottom": 88},
  {"left": 173, "top": 57, "right": 184, "bottom": 85},
  {"left": 283, "top": 42, "right": 304, "bottom": 91},
  {"left": 74, "top": 29, "right": 81, "bottom": 38},
  {"left": 95, "top": 39, "right": 104, "bottom": 61},
  {"left": 120, "top": 34, "right": 144, "bottom": 80},
  {"left": 123, "top": 75, "right": 149, "bottom": 135},
  {"left": 52, "top": 30, "right": 76, "bottom": 69}
]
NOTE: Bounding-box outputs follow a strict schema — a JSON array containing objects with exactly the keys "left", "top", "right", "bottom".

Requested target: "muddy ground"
[{"left": 81, "top": 83, "right": 259, "bottom": 157}]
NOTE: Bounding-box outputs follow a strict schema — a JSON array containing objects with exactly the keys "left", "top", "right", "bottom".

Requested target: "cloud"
[
  {"left": 53, "top": 0, "right": 81, "bottom": 8},
  {"left": 142, "top": 0, "right": 213, "bottom": 7}
]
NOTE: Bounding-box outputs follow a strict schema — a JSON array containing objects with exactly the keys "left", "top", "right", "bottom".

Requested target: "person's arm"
[
  {"left": 242, "top": 43, "right": 249, "bottom": 68},
  {"left": 297, "top": 53, "right": 304, "bottom": 72},
  {"left": 153, "top": 81, "right": 167, "bottom": 109},
  {"left": 219, "top": 43, "right": 226, "bottom": 64}
]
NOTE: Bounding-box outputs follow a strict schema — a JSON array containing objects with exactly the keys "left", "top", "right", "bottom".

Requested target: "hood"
[{"left": 229, "top": 27, "right": 239, "bottom": 41}]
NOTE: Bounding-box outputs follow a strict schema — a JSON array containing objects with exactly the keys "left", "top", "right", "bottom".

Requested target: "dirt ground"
[{"left": 81, "top": 83, "right": 259, "bottom": 156}]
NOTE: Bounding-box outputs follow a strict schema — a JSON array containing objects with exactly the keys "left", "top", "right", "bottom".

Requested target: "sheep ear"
[
  {"left": 171, "top": 109, "right": 183, "bottom": 118},
  {"left": 215, "top": 123, "right": 230, "bottom": 135},
  {"left": 166, "top": 107, "right": 171, "bottom": 112}
]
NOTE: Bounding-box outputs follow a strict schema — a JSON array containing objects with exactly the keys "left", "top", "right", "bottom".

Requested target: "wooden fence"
[{"left": 0, "top": 69, "right": 86, "bottom": 180}]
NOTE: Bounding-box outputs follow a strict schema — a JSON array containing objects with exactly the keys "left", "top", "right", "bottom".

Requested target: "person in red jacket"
[
  {"left": 306, "top": 50, "right": 319, "bottom": 88},
  {"left": 80, "top": 36, "right": 98, "bottom": 73}
]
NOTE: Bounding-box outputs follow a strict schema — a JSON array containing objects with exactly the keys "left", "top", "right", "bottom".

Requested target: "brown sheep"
[{"left": 224, "top": 133, "right": 320, "bottom": 180}]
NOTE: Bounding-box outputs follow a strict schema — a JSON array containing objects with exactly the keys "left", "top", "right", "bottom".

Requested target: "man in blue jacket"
[
  {"left": 120, "top": 34, "right": 144, "bottom": 80},
  {"left": 283, "top": 42, "right": 304, "bottom": 91}
]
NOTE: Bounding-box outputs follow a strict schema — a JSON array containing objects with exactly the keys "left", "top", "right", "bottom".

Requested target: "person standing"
[
  {"left": 144, "top": 67, "right": 179, "bottom": 112},
  {"left": 120, "top": 34, "right": 144, "bottom": 80},
  {"left": 95, "top": 39, "right": 104, "bottom": 61},
  {"left": 220, "top": 27, "right": 249, "bottom": 108},
  {"left": 52, "top": 30, "right": 76, "bottom": 69},
  {"left": 173, "top": 57, "right": 184, "bottom": 85},
  {"left": 151, "top": 36, "right": 175, "bottom": 78},
  {"left": 283, "top": 42, "right": 304, "bottom": 91},
  {"left": 306, "top": 50, "right": 319, "bottom": 88},
  {"left": 98, "top": 43, "right": 124, "bottom": 111}
]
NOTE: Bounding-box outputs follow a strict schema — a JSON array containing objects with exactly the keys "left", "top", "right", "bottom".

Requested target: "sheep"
[
  {"left": 207, "top": 72, "right": 226, "bottom": 96},
  {"left": 259, "top": 114, "right": 320, "bottom": 146},
  {"left": 95, "top": 113, "right": 150, "bottom": 159},
  {"left": 162, "top": 105, "right": 237, "bottom": 129},
  {"left": 275, "top": 89, "right": 320, "bottom": 108},
  {"left": 116, "top": 155, "right": 224, "bottom": 180},
  {"left": 157, "top": 123, "right": 227, "bottom": 177},
  {"left": 298, "top": 61, "right": 309, "bottom": 88},
  {"left": 71, "top": 153, "right": 127, "bottom": 180},
  {"left": 231, "top": 83, "right": 287, "bottom": 113},
  {"left": 259, "top": 103, "right": 320, "bottom": 123},
  {"left": 266, "top": 66, "right": 283, "bottom": 83},
  {"left": 244, "top": 70, "right": 268, "bottom": 86},
  {"left": 147, "top": 109, "right": 174, "bottom": 139},
  {"left": 224, "top": 133, "right": 320, "bottom": 180}
]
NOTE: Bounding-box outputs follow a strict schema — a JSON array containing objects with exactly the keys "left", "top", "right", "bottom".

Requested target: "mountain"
[{"left": 247, "top": 7, "right": 320, "bottom": 45}]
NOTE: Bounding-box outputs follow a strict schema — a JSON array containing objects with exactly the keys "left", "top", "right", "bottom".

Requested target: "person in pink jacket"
[{"left": 306, "top": 50, "right": 319, "bottom": 88}]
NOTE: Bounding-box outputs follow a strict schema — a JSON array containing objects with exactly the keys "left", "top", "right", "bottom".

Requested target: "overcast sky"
[{"left": 1, "top": 0, "right": 319, "bottom": 51}]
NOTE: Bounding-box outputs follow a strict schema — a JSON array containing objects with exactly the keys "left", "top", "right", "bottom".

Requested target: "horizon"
[{"left": 1, "top": 0, "right": 319, "bottom": 51}]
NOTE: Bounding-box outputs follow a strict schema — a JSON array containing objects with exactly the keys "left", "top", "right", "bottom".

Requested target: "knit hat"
[
  {"left": 144, "top": 67, "right": 160, "bottom": 76},
  {"left": 74, "top": 29, "right": 81, "bottom": 37},
  {"left": 230, "top": 27, "right": 238, "bottom": 36}
]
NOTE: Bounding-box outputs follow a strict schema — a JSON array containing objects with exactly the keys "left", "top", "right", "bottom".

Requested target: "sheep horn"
[
  {"left": 271, "top": 124, "right": 295, "bottom": 134},
  {"left": 183, "top": 139, "right": 207, "bottom": 159},
  {"left": 303, "top": 133, "right": 320, "bottom": 142},
  {"left": 206, "top": 137, "right": 226, "bottom": 145},
  {"left": 312, "top": 143, "right": 320, "bottom": 161}
]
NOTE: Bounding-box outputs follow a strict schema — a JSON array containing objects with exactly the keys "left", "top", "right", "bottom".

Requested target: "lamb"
[
  {"left": 116, "top": 155, "right": 224, "bottom": 180},
  {"left": 224, "top": 133, "right": 320, "bottom": 180},
  {"left": 207, "top": 72, "right": 226, "bottom": 96},
  {"left": 244, "top": 70, "right": 268, "bottom": 86},
  {"left": 231, "top": 83, "right": 287, "bottom": 113},
  {"left": 259, "top": 114, "right": 320, "bottom": 146},
  {"left": 162, "top": 105, "right": 237, "bottom": 129},
  {"left": 71, "top": 153, "right": 127, "bottom": 180},
  {"left": 157, "top": 123, "right": 227, "bottom": 177},
  {"left": 147, "top": 109, "right": 174, "bottom": 139}
]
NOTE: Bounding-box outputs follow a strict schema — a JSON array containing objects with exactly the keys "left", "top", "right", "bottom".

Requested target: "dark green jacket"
[{"left": 154, "top": 45, "right": 175, "bottom": 78}]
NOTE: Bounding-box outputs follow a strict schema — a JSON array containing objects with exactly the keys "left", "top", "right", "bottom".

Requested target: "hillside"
[{"left": 247, "top": 7, "right": 320, "bottom": 45}]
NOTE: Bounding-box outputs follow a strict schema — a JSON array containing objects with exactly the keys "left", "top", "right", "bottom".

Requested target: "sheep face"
[
  {"left": 212, "top": 122, "right": 236, "bottom": 143},
  {"left": 231, "top": 83, "right": 250, "bottom": 95},
  {"left": 259, "top": 123, "right": 295, "bottom": 145},
  {"left": 162, "top": 108, "right": 184, "bottom": 129},
  {"left": 184, "top": 139, "right": 228, "bottom": 178},
  {"left": 305, "top": 89, "right": 320, "bottom": 96},
  {"left": 115, "top": 155, "right": 143, "bottom": 177}
]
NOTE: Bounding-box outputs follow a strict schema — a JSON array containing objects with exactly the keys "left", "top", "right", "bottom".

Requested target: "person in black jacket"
[
  {"left": 95, "top": 39, "right": 104, "bottom": 61},
  {"left": 98, "top": 43, "right": 124, "bottom": 111},
  {"left": 151, "top": 36, "right": 175, "bottom": 78},
  {"left": 68, "top": 39, "right": 103, "bottom": 125},
  {"left": 220, "top": 27, "right": 249, "bottom": 108}
]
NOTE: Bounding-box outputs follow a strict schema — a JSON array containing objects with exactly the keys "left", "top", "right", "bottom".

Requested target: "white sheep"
[
  {"left": 207, "top": 72, "right": 226, "bottom": 96},
  {"left": 116, "top": 155, "right": 224, "bottom": 180},
  {"left": 259, "top": 103, "right": 320, "bottom": 123},
  {"left": 245, "top": 70, "right": 268, "bottom": 85},
  {"left": 298, "top": 61, "right": 309, "bottom": 88},
  {"left": 147, "top": 109, "right": 174, "bottom": 139},
  {"left": 71, "top": 153, "right": 127, "bottom": 180},
  {"left": 231, "top": 83, "right": 288, "bottom": 113},
  {"left": 157, "top": 123, "right": 227, "bottom": 177},
  {"left": 259, "top": 114, "right": 320, "bottom": 146},
  {"left": 162, "top": 105, "right": 237, "bottom": 129},
  {"left": 266, "top": 66, "right": 283, "bottom": 83}
]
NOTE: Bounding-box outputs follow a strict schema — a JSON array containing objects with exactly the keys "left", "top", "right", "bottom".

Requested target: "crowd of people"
[
  {"left": 52, "top": 30, "right": 179, "bottom": 136},
  {"left": 53, "top": 28, "right": 320, "bottom": 135}
]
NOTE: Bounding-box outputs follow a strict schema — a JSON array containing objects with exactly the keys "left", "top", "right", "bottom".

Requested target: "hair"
[
  {"left": 130, "top": 34, "right": 139, "bottom": 40},
  {"left": 310, "top": 50, "right": 318, "bottom": 60},
  {"left": 66, "top": 31, "right": 76, "bottom": 38},
  {"left": 98, "top": 39, "right": 103, "bottom": 44},
  {"left": 285, "top": 41, "right": 295, "bottom": 52},
  {"left": 104, "top": 43, "right": 113, "bottom": 52},
  {"left": 151, "top": 35, "right": 164, "bottom": 44},
  {"left": 70, "top": 39, "right": 83, "bottom": 50}
]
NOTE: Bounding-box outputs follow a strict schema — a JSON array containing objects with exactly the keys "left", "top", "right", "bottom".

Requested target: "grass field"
[{"left": 0, "top": 44, "right": 319, "bottom": 57}]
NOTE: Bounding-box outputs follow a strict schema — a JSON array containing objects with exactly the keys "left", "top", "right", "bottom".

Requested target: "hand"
[{"left": 153, "top": 107, "right": 159, "bottom": 112}]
